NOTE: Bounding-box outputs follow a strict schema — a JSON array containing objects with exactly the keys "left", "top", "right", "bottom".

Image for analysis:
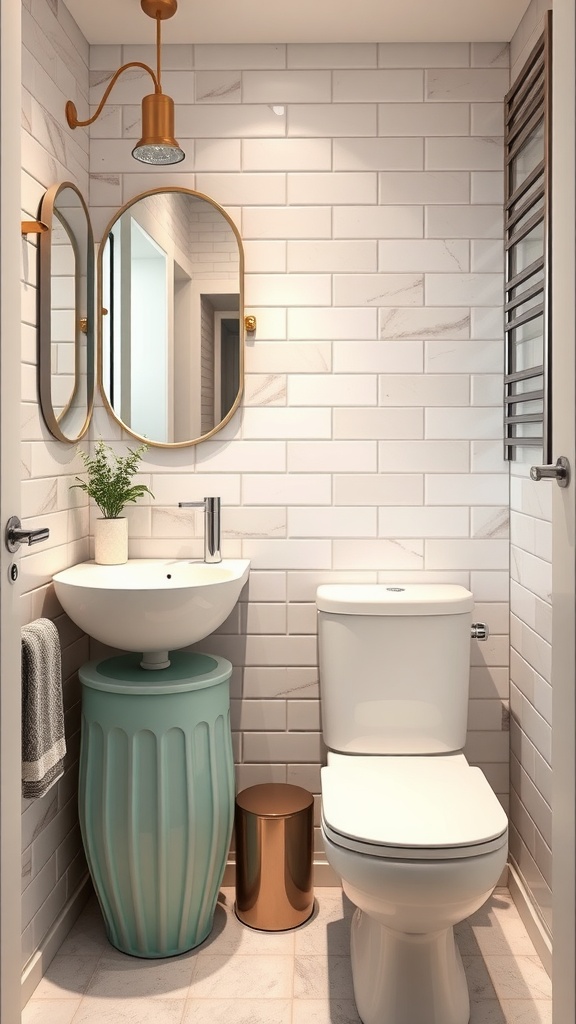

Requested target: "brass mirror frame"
[
  {"left": 39, "top": 181, "right": 95, "bottom": 443},
  {"left": 97, "top": 186, "right": 245, "bottom": 449}
]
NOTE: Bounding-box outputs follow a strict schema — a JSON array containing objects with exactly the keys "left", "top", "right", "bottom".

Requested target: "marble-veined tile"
[
  {"left": 183, "top": 999, "right": 292, "bottom": 1024},
  {"left": 501, "top": 1002, "right": 552, "bottom": 1023},
  {"left": 22, "top": 999, "right": 81, "bottom": 1024},
  {"left": 463, "top": 954, "right": 500, "bottom": 1001},
  {"left": 295, "top": 893, "right": 353, "bottom": 956},
  {"left": 468, "top": 1001, "right": 507, "bottom": 1023},
  {"left": 57, "top": 898, "right": 110, "bottom": 957},
  {"left": 244, "top": 374, "right": 287, "bottom": 407},
  {"left": 190, "top": 954, "right": 293, "bottom": 998},
  {"left": 85, "top": 951, "right": 196, "bottom": 999},
  {"left": 70, "top": 997, "right": 186, "bottom": 1024},
  {"left": 294, "top": 955, "right": 355, "bottom": 1000},
  {"left": 292, "top": 999, "right": 361, "bottom": 1024},
  {"left": 484, "top": 955, "right": 552, "bottom": 1001},
  {"left": 31, "top": 955, "right": 101, "bottom": 999}
]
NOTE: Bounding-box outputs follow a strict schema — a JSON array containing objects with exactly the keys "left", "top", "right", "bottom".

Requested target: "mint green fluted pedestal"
[{"left": 78, "top": 651, "right": 234, "bottom": 958}]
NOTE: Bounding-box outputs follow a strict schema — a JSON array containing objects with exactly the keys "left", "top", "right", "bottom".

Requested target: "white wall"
[
  {"left": 89, "top": 40, "right": 510, "bottom": 861},
  {"left": 20, "top": 0, "right": 91, "bottom": 985},
  {"left": 508, "top": 0, "right": 554, "bottom": 941},
  {"left": 510, "top": 0, "right": 552, "bottom": 79},
  {"left": 550, "top": 0, "right": 576, "bottom": 1010}
]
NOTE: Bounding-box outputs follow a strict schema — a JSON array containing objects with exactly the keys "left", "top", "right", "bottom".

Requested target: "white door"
[
  {"left": 0, "top": 1, "right": 24, "bottom": 1019},
  {"left": 550, "top": 1, "right": 576, "bottom": 1021}
]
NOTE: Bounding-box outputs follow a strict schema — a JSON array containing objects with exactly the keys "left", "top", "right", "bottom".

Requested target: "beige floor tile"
[
  {"left": 85, "top": 951, "right": 196, "bottom": 999},
  {"left": 22, "top": 999, "right": 81, "bottom": 1024},
  {"left": 466, "top": 893, "right": 517, "bottom": 932},
  {"left": 501, "top": 1000, "right": 553, "bottom": 1023},
  {"left": 468, "top": 892, "right": 515, "bottom": 921},
  {"left": 31, "top": 956, "right": 102, "bottom": 999},
  {"left": 294, "top": 955, "right": 355, "bottom": 1001},
  {"left": 484, "top": 956, "right": 553, "bottom": 1001},
  {"left": 199, "top": 894, "right": 295, "bottom": 956},
  {"left": 470, "top": 1000, "right": 553, "bottom": 1024},
  {"left": 292, "top": 998, "right": 361, "bottom": 1024},
  {"left": 22, "top": 886, "right": 554, "bottom": 1024},
  {"left": 57, "top": 899, "right": 110, "bottom": 957},
  {"left": 190, "top": 954, "right": 294, "bottom": 999},
  {"left": 465, "top": 895, "right": 539, "bottom": 957},
  {"left": 468, "top": 1001, "right": 507, "bottom": 1023},
  {"left": 182, "top": 998, "right": 292, "bottom": 1024},
  {"left": 463, "top": 955, "right": 500, "bottom": 1001},
  {"left": 475, "top": 921, "right": 539, "bottom": 959},
  {"left": 70, "top": 996, "right": 186, "bottom": 1024},
  {"left": 295, "top": 894, "right": 353, "bottom": 956},
  {"left": 456, "top": 920, "right": 485, "bottom": 956}
]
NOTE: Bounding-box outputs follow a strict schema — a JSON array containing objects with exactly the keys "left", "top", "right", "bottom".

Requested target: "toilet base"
[{"left": 350, "top": 908, "right": 470, "bottom": 1024}]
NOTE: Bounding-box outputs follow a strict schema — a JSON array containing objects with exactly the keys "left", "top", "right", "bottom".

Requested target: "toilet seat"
[{"left": 322, "top": 754, "right": 508, "bottom": 861}]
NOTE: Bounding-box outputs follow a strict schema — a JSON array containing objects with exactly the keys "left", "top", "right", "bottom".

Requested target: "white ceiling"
[{"left": 66, "top": 0, "right": 531, "bottom": 46}]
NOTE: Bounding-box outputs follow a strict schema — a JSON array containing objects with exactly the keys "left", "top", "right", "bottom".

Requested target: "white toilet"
[{"left": 316, "top": 583, "right": 508, "bottom": 1024}]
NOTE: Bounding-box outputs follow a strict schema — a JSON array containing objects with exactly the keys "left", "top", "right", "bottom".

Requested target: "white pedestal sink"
[{"left": 53, "top": 558, "right": 250, "bottom": 668}]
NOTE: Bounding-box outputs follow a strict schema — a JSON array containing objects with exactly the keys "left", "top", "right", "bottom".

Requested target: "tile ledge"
[{"left": 508, "top": 862, "right": 552, "bottom": 978}]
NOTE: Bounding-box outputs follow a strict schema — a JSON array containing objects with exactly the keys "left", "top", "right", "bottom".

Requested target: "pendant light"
[{"left": 65, "top": 0, "right": 185, "bottom": 166}]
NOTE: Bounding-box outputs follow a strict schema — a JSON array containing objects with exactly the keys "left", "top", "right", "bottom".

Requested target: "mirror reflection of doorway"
[
  {"left": 209, "top": 305, "right": 240, "bottom": 430},
  {"left": 129, "top": 220, "right": 168, "bottom": 441},
  {"left": 219, "top": 316, "right": 240, "bottom": 421},
  {"left": 198, "top": 295, "right": 240, "bottom": 435},
  {"left": 103, "top": 218, "right": 170, "bottom": 442}
]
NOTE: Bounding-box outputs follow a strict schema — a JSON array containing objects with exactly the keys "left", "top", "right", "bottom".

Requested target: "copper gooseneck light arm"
[{"left": 65, "top": 60, "right": 160, "bottom": 130}]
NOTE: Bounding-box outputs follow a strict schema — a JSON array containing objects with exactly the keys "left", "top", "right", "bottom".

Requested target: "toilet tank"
[{"left": 316, "top": 584, "right": 474, "bottom": 755}]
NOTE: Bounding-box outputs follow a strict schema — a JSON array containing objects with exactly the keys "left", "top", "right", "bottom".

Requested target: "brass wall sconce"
[{"left": 65, "top": 0, "right": 184, "bottom": 166}]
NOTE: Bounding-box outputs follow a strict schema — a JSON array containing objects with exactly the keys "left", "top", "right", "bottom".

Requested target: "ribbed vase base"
[
  {"left": 104, "top": 919, "right": 213, "bottom": 959},
  {"left": 79, "top": 652, "right": 235, "bottom": 961}
]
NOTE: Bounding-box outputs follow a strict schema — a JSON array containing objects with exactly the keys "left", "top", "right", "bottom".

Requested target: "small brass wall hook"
[
  {"left": 244, "top": 315, "right": 257, "bottom": 333},
  {"left": 21, "top": 221, "right": 49, "bottom": 234}
]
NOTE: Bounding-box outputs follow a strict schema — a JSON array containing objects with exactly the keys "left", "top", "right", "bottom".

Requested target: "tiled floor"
[{"left": 23, "top": 887, "right": 552, "bottom": 1024}]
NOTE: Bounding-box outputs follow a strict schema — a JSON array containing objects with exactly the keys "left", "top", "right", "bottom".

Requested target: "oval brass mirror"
[
  {"left": 98, "top": 187, "right": 244, "bottom": 447},
  {"left": 39, "top": 182, "right": 95, "bottom": 442}
]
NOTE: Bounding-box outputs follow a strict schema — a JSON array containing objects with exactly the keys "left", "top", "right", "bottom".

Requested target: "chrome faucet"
[{"left": 178, "top": 497, "right": 222, "bottom": 563}]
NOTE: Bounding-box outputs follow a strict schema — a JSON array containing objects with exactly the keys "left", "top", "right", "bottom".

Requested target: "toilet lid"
[{"left": 321, "top": 757, "right": 508, "bottom": 858}]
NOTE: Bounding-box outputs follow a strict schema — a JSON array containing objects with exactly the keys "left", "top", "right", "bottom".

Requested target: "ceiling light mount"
[
  {"left": 140, "top": 0, "right": 178, "bottom": 20},
  {"left": 65, "top": 0, "right": 184, "bottom": 166}
]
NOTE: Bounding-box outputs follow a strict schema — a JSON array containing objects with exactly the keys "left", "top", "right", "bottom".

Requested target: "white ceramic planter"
[{"left": 94, "top": 517, "right": 128, "bottom": 565}]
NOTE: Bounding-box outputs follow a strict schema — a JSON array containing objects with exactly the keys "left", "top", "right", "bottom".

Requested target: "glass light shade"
[
  {"left": 132, "top": 143, "right": 185, "bottom": 165},
  {"left": 132, "top": 93, "right": 185, "bottom": 165}
]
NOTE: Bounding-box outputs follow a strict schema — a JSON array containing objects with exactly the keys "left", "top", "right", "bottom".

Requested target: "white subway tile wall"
[
  {"left": 88, "top": 40, "right": 510, "bottom": 868},
  {"left": 508, "top": 0, "right": 553, "bottom": 940},
  {"left": 21, "top": 0, "right": 91, "bottom": 972}
]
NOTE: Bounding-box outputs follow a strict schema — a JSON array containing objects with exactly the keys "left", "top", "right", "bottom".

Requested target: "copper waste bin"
[{"left": 235, "top": 783, "right": 314, "bottom": 930}]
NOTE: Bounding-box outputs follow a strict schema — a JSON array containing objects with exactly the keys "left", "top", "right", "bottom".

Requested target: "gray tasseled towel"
[{"left": 21, "top": 618, "right": 66, "bottom": 800}]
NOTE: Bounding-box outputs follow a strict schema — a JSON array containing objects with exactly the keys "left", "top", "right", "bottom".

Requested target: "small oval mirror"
[
  {"left": 39, "top": 182, "right": 95, "bottom": 442},
  {"left": 98, "top": 187, "right": 244, "bottom": 448}
]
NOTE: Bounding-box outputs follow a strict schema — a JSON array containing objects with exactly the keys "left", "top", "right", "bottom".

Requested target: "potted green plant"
[{"left": 72, "top": 441, "right": 154, "bottom": 564}]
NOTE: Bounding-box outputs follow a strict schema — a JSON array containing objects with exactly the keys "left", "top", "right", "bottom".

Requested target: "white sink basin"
[{"left": 53, "top": 558, "right": 250, "bottom": 669}]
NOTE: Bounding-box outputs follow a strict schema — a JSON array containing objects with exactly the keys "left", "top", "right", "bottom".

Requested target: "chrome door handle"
[
  {"left": 530, "top": 456, "right": 570, "bottom": 488},
  {"left": 5, "top": 516, "right": 50, "bottom": 553}
]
